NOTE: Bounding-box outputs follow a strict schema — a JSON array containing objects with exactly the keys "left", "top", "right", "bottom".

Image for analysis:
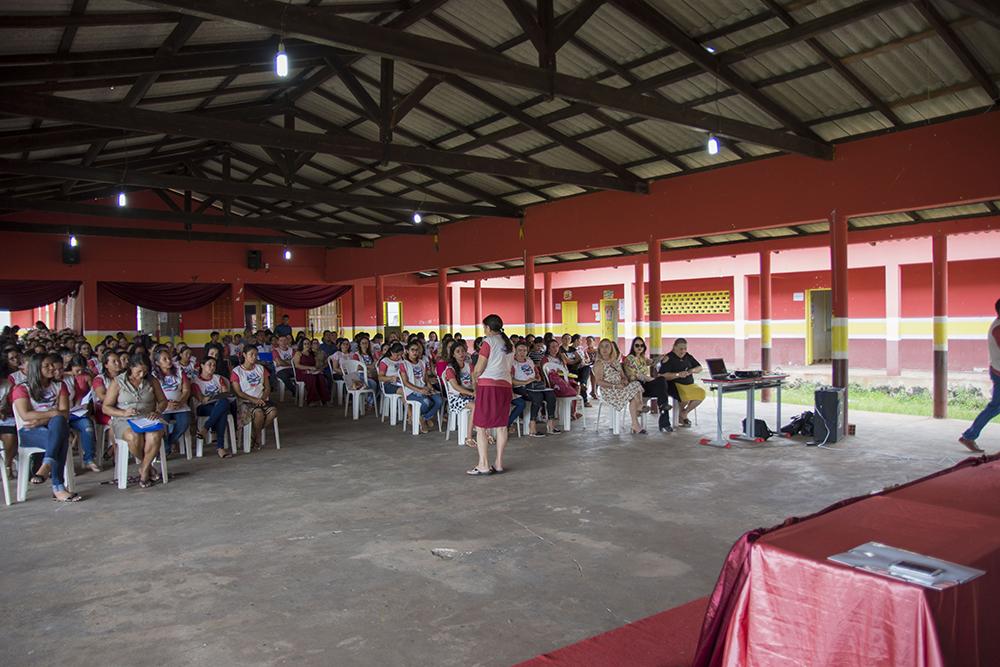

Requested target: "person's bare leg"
[
  {"left": 469, "top": 426, "right": 490, "bottom": 472},
  {"left": 1, "top": 433, "right": 17, "bottom": 476},
  {"left": 263, "top": 407, "right": 277, "bottom": 429},
  {"left": 630, "top": 394, "right": 642, "bottom": 431},
  {"left": 252, "top": 410, "right": 265, "bottom": 446},
  {"left": 140, "top": 432, "right": 161, "bottom": 481},
  {"left": 494, "top": 427, "right": 508, "bottom": 471}
]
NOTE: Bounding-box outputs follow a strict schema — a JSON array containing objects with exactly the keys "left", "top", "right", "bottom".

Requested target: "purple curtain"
[
  {"left": 0, "top": 280, "right": 81, "bottom": 311},
  {"left": 101, "top": 282, "right": 229, "bottom": 312},
  {"left": 246, "top": 284, "right": 351, "bottom": 309}
]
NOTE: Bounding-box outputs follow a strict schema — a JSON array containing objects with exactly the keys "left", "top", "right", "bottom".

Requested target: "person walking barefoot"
[
  {"left": 467, "top": 315, "right": 514, "bottom": 476},
  {"left": 959, "top": 298, "right": 1000, "bottom": 453}
]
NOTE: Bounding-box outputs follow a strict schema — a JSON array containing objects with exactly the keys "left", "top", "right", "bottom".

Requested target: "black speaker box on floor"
[
  {"left": 813, "top": 386, "right": 846, "bottom": 444},
  {"left": 62, "top": 242, "right": 80, "bottom": 265},
  {"left": 247, "top": 249, "right": 262, "bottom": 270}
]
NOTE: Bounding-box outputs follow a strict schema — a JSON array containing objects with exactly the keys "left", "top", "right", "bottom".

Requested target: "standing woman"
[
  {"left": 151, "top": 346, "right": 192, "bottom": 455},
  {"left": 11, "top": 353, "right": 81, "bottom": 501},
  {"left": 102, "top": 353, "right": 168, "bottom": 488},
  {"left": 191, "top": 356, "right": 234, "bottom": 458},
  {"left": 593, "top": 339, "right": 645, "bottom": 434},
  {"left": 468, "top": 314, "right": 514, "bottom": 475},
  {"left": 230, "top": 347, "right": 278, "bottom": 449},
  {"left": 444, "top": 342, "right": 476, "bottom": 447}
]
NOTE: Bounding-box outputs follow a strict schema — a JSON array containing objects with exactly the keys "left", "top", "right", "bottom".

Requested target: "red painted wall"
[{"left": 901, "top": 258, "right": 1000, "bottom": 317}]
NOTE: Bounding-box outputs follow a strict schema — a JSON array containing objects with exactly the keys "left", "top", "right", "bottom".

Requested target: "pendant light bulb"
[
  {"left": 412, "top": 212, "right": 422, "bottom": 224},
  {"left": 117, "top": 191, "right": 127, "bottom": 207},
  {"left": 707, "top": 134, "right": 720, "bottom": 155},
  {"left": 284, "top": 247, "right": 292, "bottom": 261},
  {"left": 275, "top": 42, "right": 289, "bottom": 78},
  {"left": 69, "top": 234, "right": 78, "bottom": 247}
]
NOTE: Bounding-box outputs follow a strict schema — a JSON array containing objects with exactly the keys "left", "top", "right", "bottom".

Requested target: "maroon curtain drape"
[
  {"left": 101, "top": 282, "right": 229, "bottom": 312},
  {"left": 246, "top": 284, "right": 351, "bottom": 309},
  {"left": 0, "top": 280, "right": 81, "bottom": 311}
]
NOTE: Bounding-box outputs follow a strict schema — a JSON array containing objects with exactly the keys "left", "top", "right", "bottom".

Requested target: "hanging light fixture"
[
  {"left": 275, "top": 41, "right": 288, "bottom": 77},
  {"left": 117, "top": 191, "right": 128, "bottom": 207},
  {"left": 69, "top": 234, "right": 78, "bottom": 247},
  {"left": 283, "top": 247, "right": 292, "bottom": 260},
  {"left": 707, "top": 134, "right": 720, "bottom": 155},
  {"left": 412, "top": 212, "right": 422, "bottom": 224}
]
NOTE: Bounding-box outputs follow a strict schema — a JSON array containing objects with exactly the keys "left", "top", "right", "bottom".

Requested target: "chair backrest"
[
  {"left": 341, "top": 358, "right": 368, "bottom": 383},
  {"left": 542, "top": 362, "right": 567, "bottom": 382}
]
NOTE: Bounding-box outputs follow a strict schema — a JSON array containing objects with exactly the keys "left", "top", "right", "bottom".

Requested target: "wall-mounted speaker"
[
  {"left": 62, "top": 242, "right": 80, "bottom": 265},
  {"left": 247, "top": 249, "right": 261, "bottom": 270}
]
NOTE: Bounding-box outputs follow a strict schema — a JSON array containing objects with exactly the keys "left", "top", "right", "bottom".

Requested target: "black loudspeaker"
[
  {"left": 62, "top": 242, "right": 80, "bottom": 265},
  {"left": 813, "top": 386, "right": 846, "bottom": 444},
  {"left": 247, "top": 249, "right": 262, "bottom": 270}
]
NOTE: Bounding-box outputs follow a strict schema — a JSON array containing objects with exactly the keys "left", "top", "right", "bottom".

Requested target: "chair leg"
[
  {"left": 242, "top": 424, "right": 252, "bottom": 454},
  {"left": 272, "top": 419, "right": 281, "bottom": 449},
  {"left": 63, "top": 457, "right": 75, "bottom": 493},
  {"left": 116, "top": 440, "right": 129, "bottom": 490},
  {"left": 159, "top": 443, "right": 169, "bottom": 484},
  {"left": 227, "top": 416, "right": 237, "bottom": 455}
]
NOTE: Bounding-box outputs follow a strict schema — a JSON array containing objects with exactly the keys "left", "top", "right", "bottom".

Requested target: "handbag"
[{"left": 547, "top": 371, "right": 577, "bottom": 398}]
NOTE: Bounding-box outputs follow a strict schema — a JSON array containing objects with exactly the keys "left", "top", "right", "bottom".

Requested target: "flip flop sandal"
[
  {"left": 30, "top": 475, "right": 47, "bottom": 485},
  {"left": 217, "top": 449, "right": 233, "bottom": 458},
  {"left": 491, "top": 466, "right": 505, "bottom": 474},
  {"left": 52, "top": 493, "right": 84, "bottom": 503},
  {"left": 139, "top": 478, "right": 154, "bottom": 489},
  {"left": 464, "top": 438, "right": 478, "bottom": 448},
  {"left": 466, "top": 468, "right": 493, "bottom": 476}
]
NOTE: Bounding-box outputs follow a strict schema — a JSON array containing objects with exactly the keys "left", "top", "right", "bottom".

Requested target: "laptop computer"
[{"left": 706, "top": 358, "right": 729, "bottom": 380}]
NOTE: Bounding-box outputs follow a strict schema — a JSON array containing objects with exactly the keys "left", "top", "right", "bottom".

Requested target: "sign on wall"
[{"left": 563, "top": 290, "right": 573, "bottom": 300}]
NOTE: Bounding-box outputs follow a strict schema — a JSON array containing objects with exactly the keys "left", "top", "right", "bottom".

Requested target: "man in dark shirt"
[
  {"left": 274, "top": 314, "right": 293, "bottom": 338},
  {"left": 657, "top": 338, "right": 705, "bottom": 427}
]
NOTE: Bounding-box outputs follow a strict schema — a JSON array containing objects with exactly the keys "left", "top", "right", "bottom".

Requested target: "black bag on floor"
[
  {"left": 781, "top": 411, "right": 814, "bottom": 437},
  {"left": 742, "top": 418, "right": 774, "bottom": 440}
]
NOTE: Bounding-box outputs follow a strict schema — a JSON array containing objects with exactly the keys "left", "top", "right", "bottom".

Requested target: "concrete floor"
[{"left": 0, "top": 396, "right": 992, "bottom": 667}]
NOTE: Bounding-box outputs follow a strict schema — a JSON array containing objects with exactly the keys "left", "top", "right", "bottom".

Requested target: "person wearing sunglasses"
[{"left": 623, "top": 337, "right": 672, "bottom": 432}]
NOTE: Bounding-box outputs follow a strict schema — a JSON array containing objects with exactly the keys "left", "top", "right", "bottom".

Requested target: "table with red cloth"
[{"left": 698, "top": 455, "right": 1000, "bottom": 667}]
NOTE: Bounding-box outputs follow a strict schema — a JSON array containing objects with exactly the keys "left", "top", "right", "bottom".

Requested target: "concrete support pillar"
[
  {"left": 474, "top": 279, "right": 483, "bottom": 337},
  {"left": 350, "top": 286, "right": 357, "bottom": 338},
  {"left": 438, "top": 268, "right": 449, "bottom": 338},
  {"left": 634, "top": 257, "right": 645, "bottom": 341},
  {"left": 543, "top": 271, "right": 553, "bottom": 333},
  {"left": 830, "top": 210, "right": 849, "bottom": 424},
  {"left": 932, "top": 233, "right": 948, "bottom": 419},
  {"left": 732, "top": 272, "right": 747, "bottom": 368},
  {"left": 648, "top": 238, "right": 662, "bottom": 355},
  {"left": 885, "top": 262, "right": 901, "bottom": 376},
  {"left": 524, "top": 252, "right": 536, "bottom": 335},
  {"left": 760, "top": 250, "right": 773, "bottom": 402},
  {"left": 374, "top": 274, "right": 384, "bottom": 337}
]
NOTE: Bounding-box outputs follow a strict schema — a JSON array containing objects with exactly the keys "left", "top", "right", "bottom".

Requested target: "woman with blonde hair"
[{"left": 593, "top": 338, "right": 645, "bottom": 434}]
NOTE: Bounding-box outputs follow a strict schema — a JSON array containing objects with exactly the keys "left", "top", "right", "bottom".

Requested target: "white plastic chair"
[
  {"left": 1, "top": 442, "right": 11, "bottom": 507},
  {"left": 114, "top": 436, "right": 168, "bottom": 490},
  {"left": 543, "top": 362, "right": 586, "bottom": 432},
  {"left": 381, "top": 390, "right": 403, "bottom": 426},
  {"left": 341, "top": 359, "right": 374, "bottom": 420},
  {"left": 195, "top": 402, "right": 238, "bottom": 457},
  {"left": 672, "top": 400, "right": 699, "bottom": 426},
  {"left": 443, "top": 381, "right": 472, "bottom": 445},
  {"left": 12, "top": 404, "right": 76, "bottom": 502},
  {"left": 241, "top": 417, "right": 281, "bottom": 453},
  {"left": 326, "top": 357, "right": 346, "bottom": 406}
]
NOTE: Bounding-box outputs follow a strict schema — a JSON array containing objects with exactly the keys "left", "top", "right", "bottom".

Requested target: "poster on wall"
[{"left": 562, "top": 290, "right": 572, "bottom": 300}]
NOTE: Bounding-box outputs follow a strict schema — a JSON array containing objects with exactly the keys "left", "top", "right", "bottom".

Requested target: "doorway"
[
  {"left": 242, "top": 301, "right": 274, "bottom": 332},
  {"left": 383, "top": 301, "right": 403, "bottom": 339},
  {"left": 806, "top": 288, "right": 832, "bottom": 364},
  {"left": 560, "top": 301, "right": 578, "bottom": 333},
  {"left": 600, "top": 299, "right": 619, "bottom": 341},
  {"left": 138, "top": 307, "right": 181, "bottom": 341}
]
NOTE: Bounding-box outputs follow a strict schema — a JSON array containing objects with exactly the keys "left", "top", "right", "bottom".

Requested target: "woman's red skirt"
[{"left": 473, "top": 384, "right": 513, "bottom": 428}]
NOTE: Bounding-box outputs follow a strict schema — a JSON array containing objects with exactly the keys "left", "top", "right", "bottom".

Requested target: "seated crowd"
[{"left": 0, "top": 315, "right": 706, "bottom": 498}]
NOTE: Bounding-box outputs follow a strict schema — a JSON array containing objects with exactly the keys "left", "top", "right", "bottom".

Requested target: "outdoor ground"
[{"left": 0, "top": 396, "right": 991, "bottom": 666}]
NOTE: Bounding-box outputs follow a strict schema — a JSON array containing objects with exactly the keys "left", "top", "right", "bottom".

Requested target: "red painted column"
[
  {"left": 830, "top": 210, "right": 849, "bottom": 424},
  {"left": 474, "top": 278, "right": 483, "bottom": 337},
  {"left": 542, "top": 271, "right": 553, "bottom": 333},
  {"left": 760, "top": 250, "right": 773, "bottom": 402},
  {"left": 374, "top": 274, "right": 384, "bottom": 336},
  {"left": 885, "top": 262, "right": 902, "bottom": 376},
  {"left": 932, "top": 233, "right": 948, "bottom": 419},
  {"left": 438, "top": 268, "right": 449, "bottom": 338},
  {"left": 634, "top": 257, "right": 645, "bottom": 341},
  {"left": 524, "top": 252, "right": 536, "bottom": 335},
  {"left": 648, "top": 238, "right": 662, "bottom": 355}
]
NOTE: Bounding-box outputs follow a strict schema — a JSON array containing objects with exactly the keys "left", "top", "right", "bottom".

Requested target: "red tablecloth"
[{"left": 714, "top": 457, "right": 1000, "bottom": 667}]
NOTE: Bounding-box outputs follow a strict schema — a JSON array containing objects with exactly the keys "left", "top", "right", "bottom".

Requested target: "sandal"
[
  {"left": 491, "top": 465, "right": 505, "bottom": 474},
  {"left": 149, "top": 469, "right": 161, "bottom": 483},
  {"left": 217, "top": 449, "right": 232, "bottom": 459},
  {"left": 466, "top": 467, "right": 493, "bottom": 476},
  {"left": 139, "top": 478, "right": 154, "bottom": 489},
  {"left": 30, "top": 474, "right": 47, "bottom": 485},
  {"left": 463, "top": 437, "right": 477, "bottom": 448},
  {"left": 52, "top": 492, "right": 84, "bottom": 503}
]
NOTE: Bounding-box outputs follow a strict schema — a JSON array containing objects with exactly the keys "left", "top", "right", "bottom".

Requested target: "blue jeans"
[
  {"left": 69, "top": 414, "right": 96, "bottom": 464},
  {"left": 508, "top": 397, "right": 526, "bottom": 427},
  {"left": 196, "top": 401, "right": 230, "bottom": 450},
  {"left": 18, "top": 415, "right": 70, "bottom": 492},
  {"left": 163, "top": 410, "right": 192, "bottom": 453},
  {"left": 963, "top": 372, "right": 1000, "bottom": 441},
  {"left": 408, "top": 392, "right": 443, "bottom": 419}
]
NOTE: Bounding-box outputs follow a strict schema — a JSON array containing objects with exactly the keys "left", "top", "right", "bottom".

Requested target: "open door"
[
  {"left": 806, "top": 288, "right": 832, "bottom": 364},
  {"left": 600, "top": 299, "right": 619, "bottom": 341},
  {"left": 384, "top": 301, "right": 403, "bottom": 339},
  {"left": 560, "top": 301, "right": 578, "bottom": 332}
]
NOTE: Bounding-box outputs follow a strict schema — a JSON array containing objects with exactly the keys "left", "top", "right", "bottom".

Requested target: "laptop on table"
[{"left": 706, "top": 358, "right": 729, "bottom": 380}]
